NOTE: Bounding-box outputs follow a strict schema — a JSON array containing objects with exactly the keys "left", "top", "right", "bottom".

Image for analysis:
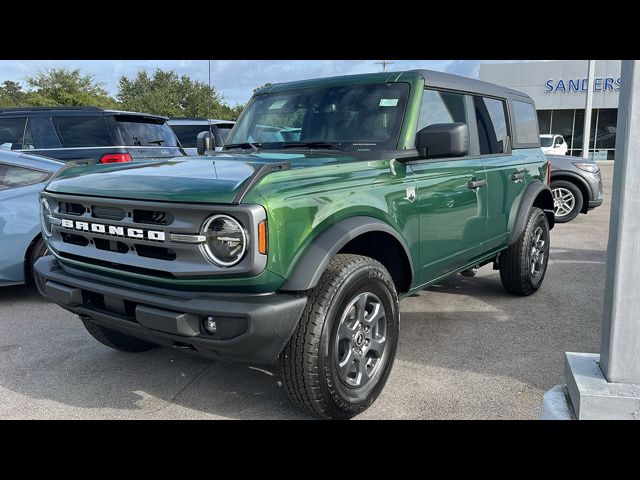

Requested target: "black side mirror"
[
  {"left": 416, "top": 122, "right": 468, "bottom": 159},
  {"left": 196, "top": 131, "right": 216, "bottom": 155}
]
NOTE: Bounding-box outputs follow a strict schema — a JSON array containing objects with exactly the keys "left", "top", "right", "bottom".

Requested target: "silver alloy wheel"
[
  {"left": 334, "top": 292, "right": 387, "bottom": 388},
  {"left": 552, "top": 187, "right": 576, "bottom": 217},
  {"left": 529, "top": 225, "right": 546, "bottom": 281}
]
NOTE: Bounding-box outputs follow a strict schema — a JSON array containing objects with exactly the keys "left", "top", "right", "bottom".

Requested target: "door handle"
[
  {"left": 509, "top": 172, "right": 525, "bottom": 182},
  {"left": 468, "top": 179, "right": 487, "bottom": 190}
]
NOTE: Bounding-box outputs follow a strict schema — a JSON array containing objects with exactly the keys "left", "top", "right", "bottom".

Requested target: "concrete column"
[
  {"left": 542, "top": 60, "right": 640, "bottom": 420},
  {"left": 599, "top": 60, "right": 640, "bottom": 384},
  {"left": 582, "top": 60, "right": 595, "bottom": 159}
]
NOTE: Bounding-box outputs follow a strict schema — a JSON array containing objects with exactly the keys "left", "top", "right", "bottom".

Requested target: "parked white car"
[{"left": 540, "top": 134, "right": 568, "bottom": 155}]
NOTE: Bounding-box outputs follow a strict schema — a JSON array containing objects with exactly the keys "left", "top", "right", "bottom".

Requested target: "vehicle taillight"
[
  {"left": 100, "top": 153, "right": 133, "bottom": 164},
  {"left": 547, "top": 160, "right": 551, "bottom": 186}
]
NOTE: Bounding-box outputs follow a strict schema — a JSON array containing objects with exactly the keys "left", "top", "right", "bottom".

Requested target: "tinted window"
[
  {"left": 540, "top": 137, "right": 553, "bottom": 147},
  {"left": 23, "top": 117, "right": 63, "bottom": 149},
  {"left": 0, "top": 117, "right": 27, "bottom": 148},
  {"left": 218, "top": 125, "right": 233, "bottom": 144},
  {"left": 512, "top": 100, "right": 539, "bottom": 145},
  {"left": 227, "top": 83, "right": 410, "bottom": 150},
  {"left": 474, "top": 97, "right": 509, "bottom": 155},
  {"left": 170, "top": 125, "right": 207, "bottom": 148},
  {"left": 0, "top": 163, "right": 51, "bottom": 190},
  {"left": 417, "top": 89, "right": 467, "bottom": 131},
  {"left": 52, "top": 116, "right": 114, "bottom": 148},
  {"left": 116, "top": 117, "right": 178, "bottom": 147}
]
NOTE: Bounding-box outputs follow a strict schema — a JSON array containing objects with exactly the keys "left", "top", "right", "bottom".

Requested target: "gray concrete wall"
[{"left": 479, "top": 60, "right": 621, "bottom": 110}]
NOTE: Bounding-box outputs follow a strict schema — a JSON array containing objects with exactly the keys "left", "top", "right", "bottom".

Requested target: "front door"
[{"left": 410, "top": 89, "right": 488, "bottom": 284}]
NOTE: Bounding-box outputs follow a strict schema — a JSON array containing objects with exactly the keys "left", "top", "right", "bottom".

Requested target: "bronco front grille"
[{"left": 42, "top": 192, "right": 267, "bottom": 279}]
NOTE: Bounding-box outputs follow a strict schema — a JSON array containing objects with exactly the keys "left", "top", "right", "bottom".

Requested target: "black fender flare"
[
  {"left": 281, "top": 216, "right": 414, "bottom": 292},
  {"left": 508, "top": 181, "right": 555, "bottom": 245}
]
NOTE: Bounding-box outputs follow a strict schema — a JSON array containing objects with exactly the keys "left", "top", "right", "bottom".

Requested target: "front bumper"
[
  {"left": 34, "top": 256, "right": 307, "bottom": 364},
  {"left": 588, "top": 198, "right": 603, "bottom": 209}
]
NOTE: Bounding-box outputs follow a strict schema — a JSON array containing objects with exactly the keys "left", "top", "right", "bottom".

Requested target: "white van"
[{"left": 540, "top": 134, "right": 568, "bottom": 155}]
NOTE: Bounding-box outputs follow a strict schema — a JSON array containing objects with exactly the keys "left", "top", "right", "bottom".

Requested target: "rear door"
[
  {"left": 409, "top": 88, "right": 488, "bottom": 283},
  {"left": 472, "top": 96, "right": 526, "bottom": 250}
]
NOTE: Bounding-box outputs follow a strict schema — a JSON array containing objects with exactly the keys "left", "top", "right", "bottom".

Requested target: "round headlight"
[
  {"left": 40, "top": 197, "right": 53, "bottom": 236},
  {"left": 200, "top": 214, "right": 248, "bottom": 267}
]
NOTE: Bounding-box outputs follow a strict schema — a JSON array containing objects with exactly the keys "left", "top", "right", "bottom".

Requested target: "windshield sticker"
[
  {"left": 269, "top": 100, "right": 288, "bottom": 110},
  {"left": 379, "top": 98, "right": 399, "bottom": 107}
]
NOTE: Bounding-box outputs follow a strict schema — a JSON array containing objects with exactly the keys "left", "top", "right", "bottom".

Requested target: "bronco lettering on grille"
[{"left": 59, "top": 218, "right": 165, "bottom": 241}]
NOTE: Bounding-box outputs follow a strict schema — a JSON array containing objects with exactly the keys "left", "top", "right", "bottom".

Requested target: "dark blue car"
[{"left": 0, "top": 150, "right": 62, "bottom": 286}]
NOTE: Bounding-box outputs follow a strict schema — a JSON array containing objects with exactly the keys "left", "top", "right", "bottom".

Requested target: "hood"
[{"left": 44, "top": 152, "right": 351, "bottom": 204}]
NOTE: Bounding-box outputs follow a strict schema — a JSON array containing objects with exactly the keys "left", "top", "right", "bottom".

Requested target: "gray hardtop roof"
[
  {"left": 0, "top": 106, "right": 169, "bottom": 120},
  {"left": 259, "top": 69, "right": 533, "bottom": 103},
  {"left": 411, "top": 69, "right": 533, "bottom": 101}
]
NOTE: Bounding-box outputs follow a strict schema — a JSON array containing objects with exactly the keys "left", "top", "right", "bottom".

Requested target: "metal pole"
[
  {"left": 599, "top": 60, "right": 640, "bottom": 384},
  {"left": 582, "top": 60, "right": 596, "bottom": 159}
]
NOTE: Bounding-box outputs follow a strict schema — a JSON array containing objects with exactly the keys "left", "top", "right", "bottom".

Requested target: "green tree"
[
  {"left": 117, "top": 69, "right": 242, "bottom": 120},
  {"left": 24, "top": 68, "right": 117, "bottom": 108},
  {"left": 0, "top": 80, "right": 26, "bottom": 108},
  {"left": 253, "top": 82, "right": 273, "bottom": 93}
]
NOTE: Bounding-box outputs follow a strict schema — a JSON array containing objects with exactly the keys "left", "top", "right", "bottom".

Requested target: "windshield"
[
  {"left": 226, "top": 83, "right": 410, "bottom": 151},
  {"left": 116, "top": 116, "right": 178, "bottom": 147},
  {"left": 540, "top": 137, "right": 554, "bottom": 147}
]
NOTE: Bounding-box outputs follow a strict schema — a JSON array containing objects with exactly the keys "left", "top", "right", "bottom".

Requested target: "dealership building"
[{"left": 479, "top": 60, "right": 620, "bottom": 160}]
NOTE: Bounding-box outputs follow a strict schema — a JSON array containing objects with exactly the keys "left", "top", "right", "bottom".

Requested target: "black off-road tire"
[
  {"left": 280, "top": 254, "right": 400, "bottom": 419},
  {"left": 499, "top": 207, "right": 550, "bottom": 296},
  {"left": 27, "top": 237, "right": 50, "bottom": 285},
  {"left": 551, "top": 179, "right": 583, "bottom": 223},
  {"left": 81, "top": 317, "right": 158, "bottom": 352}
]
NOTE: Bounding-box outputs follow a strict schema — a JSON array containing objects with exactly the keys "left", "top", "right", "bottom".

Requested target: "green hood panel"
[{"left": 45, "top": 153, "right": 354, "bottom": 203}]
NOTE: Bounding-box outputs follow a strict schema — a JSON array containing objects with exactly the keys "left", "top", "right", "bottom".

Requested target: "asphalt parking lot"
[{"left": 0, "top": 164, "right": 612, "bottom": 419}]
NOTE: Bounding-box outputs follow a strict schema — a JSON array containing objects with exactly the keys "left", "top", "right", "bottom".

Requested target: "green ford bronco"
[{"left": 35, "top": 69, "right": 554, "bottom": 419}]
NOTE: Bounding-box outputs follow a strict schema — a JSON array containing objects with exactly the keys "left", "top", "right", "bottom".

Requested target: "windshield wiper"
[
  {"left": 224, "top": 142, "right": 261, "bottom": 152},
  {"left": 147, "top": 139, "right": 165, "bottom": 145},
  {"left": 281, "top": 141, "right": 344, "bottom": 151}
]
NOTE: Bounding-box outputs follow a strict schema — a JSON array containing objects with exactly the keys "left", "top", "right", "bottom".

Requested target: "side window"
[
  {"left": 474, "top": 96, "right": 509, "bottom": 155},
  {"left": 417, "top": 89, "right": 467, "bottom": 132},
  {"left": 23, "top": 117, "right": 63, "bottom": 149},
  {"left": 0, "top": 117, "right": 27, "bottom": 149},
  {"left": 512, "top": 100, "right": 539, "bottom": 145},
  {"left": 51, "top": 116, "right": 114, "bottom": 147},
  {"left": 0, "top": 163, "right": 51, "bottom": 191}
]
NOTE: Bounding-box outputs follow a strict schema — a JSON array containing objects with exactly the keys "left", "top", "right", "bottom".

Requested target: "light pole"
[
  {"left": 582, "top": 60, "right": 596, "bottom": 159},
  {"left": 375, "top": 60, "right": 394, "bottom": 72},
  {"left": 541, "top": 60, "right": 640, "bottom": 419}
]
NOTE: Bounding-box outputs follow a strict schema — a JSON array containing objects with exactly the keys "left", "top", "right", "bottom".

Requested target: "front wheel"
[
  {"left": 551, "top": 180, "right": 583, "bottom": 223},
  {"left": 499, "top": 207, "right": 550, "bottom": 296},
  {"left": 280, "top": 254, "right": 399, "bottom": 419}
]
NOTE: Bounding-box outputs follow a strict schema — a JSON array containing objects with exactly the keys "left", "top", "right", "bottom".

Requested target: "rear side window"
[
  {"left": 51, "top": 116, "right": 114, "bottom": 148},
  {"left": 474, "top": 97, "right": 509, "bottom": 155},
  {"left": 116, "top": 117, "right": 178, "bottom": 147},
  {"left": 23, "top": 117, "right": 63, "bottom": 149},
  {"left": 512, "top": 100, "right": 539, "bottom": 145},
  {"left": 417, "top": 89, "right": 467, "bottom": 131},
  {"left": 0, "top": 117, "right": 27, "bottom": 148},
  {"left": 0, "top": 163, "right": 51, "bottom": 190}
]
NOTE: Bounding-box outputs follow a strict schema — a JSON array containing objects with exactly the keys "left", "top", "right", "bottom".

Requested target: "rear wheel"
[
  {"left": 551, "top": 180, "right": 583, "bottom": 223},
  {"left": 81, "top": 317, "right": 158, "bottom": 352},
  {"left": 499, "top": 207, "right": 550, "bottom": 296},
  {"left": 280, "top": 254, "right": 399, "bottom": 419}
]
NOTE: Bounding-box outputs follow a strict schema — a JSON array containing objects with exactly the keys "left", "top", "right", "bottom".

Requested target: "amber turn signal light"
[{"left": 258, "top": 220, "right": 267, "bottom": 255}]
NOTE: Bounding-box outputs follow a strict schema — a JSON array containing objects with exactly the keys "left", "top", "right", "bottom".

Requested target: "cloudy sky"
[{"left": 0, "top": 60, "right": 523, "bottom": 106}]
